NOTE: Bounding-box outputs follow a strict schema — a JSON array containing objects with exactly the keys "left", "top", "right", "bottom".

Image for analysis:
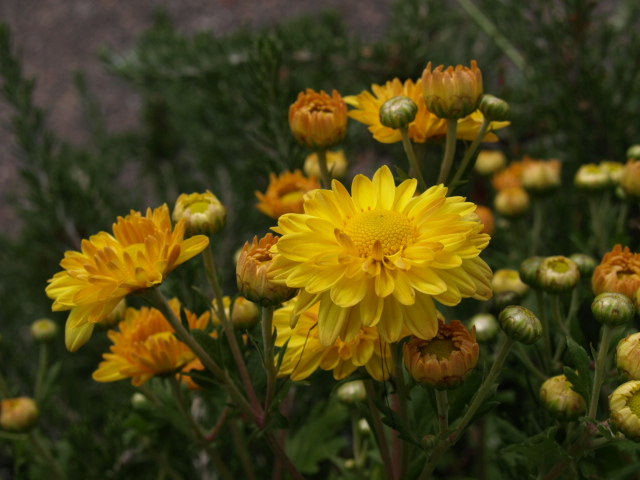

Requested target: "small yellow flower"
[
  {"left": 422, "top": 61, "right": 483, "bottom": 119},
  {"left": 403, "top": 319, "right": 479, "bottom": 389},
  {"left": 46, "top": 205, "right": 209, "bottom": 351},
  {"left": 592, "top": 245, "right": 640, "bottom": 305},
  {"left": 344, "top": 78, "right": 508, "bottom": 144},
  {"left": 574, "top": 164, "right": 610, "bottom": 190},
  {"left": 0, "top": 397, "right": 39, "bottom": 432},
  {"left": 255, "top": 170, "right": 321, "bottom": 219},
  {"left": 93, "top": 299, "right": 211, "bottom": 387},
  {"left": 173, "top": 190, "right": 227, "bottom": 236},
  {"left": 494, "top": 186, "right": 530, "bottom": 217},
  {"left": 273, "top": 299, "right": 399, "bottom": 381},
  {"left": 521, "top": 156, "right": 562, "bottom": 192},
  {"left": 609, "top": 380, "right": 640, "bottom": 441},
  {"left": 304, "top": 150, "right": 348, "bottom": 179},
  {"left": 474, "top": 150, "right": 507, "bottom": 176},
  {"left": 600, "top": 161, "right": 625, "bottom": 184},
  {"left": 289, "top": 89, "right": 348, "bottom": 150}
]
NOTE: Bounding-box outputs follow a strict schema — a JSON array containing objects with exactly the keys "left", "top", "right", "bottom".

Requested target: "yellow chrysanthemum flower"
[
  {"left": 46, "top": 205, "right": 209, "bottom": 351},
  {"left": 344, "top": 78, "right": 509, "bottom": 144},
  {"left": 274, "top": 299, "right": 399, "bottom": 381},
  {"left": 93, "top": 299, "right": 210, "bottom": 387},
  {"left": 270, "top": 165, "right": 493, "bottom": 346},
  {"left": 256, "top": 170, "right": 321, "bottom": 219}
]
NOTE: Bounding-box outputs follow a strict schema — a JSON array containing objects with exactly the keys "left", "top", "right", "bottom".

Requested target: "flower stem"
[
  {"left": 393, "top": 342, "right": 410, "bottom": 480},
  {"left": 205, "top": 403, "right": 231, "bottom": 443},
  {"left": 449, "top": 118, "right": 490, "bottom": 192},
  {"left": 435, "top": 390, "right": 449, "bottom": 434},
  {"left": 438, "top": 119, "right": 458, "bottom": 185},
  {"left": 365, "top": 380, "right": 395, "bottom": 480},
  {"left": 616, "top": 202, "right": 629, "bottom": 236},
  {"left": 350, "top": 407, "right": 366, "bottom": 476},
  {"left": 529, "top": 196, "right": 544, "bottom": 256},
  {"left": 588, "top": 324, "right": 614, "bottom": 420},
  {"left": 536, "top": 291, "right": 552, "bottom": 373},
  {"left": 588, "top": 195, "right": 608, "bottom": 256},
  {"left": 262, "top": 306, "right": 277, "bottom": 416},
  {"left": 0, "top": 369, "right": 11, "bottom": 399},
  {"left": 229, "top": 419, "right": 257, "bottom": 480},
  {"left": 418, "top": 336, "right": 516, "bottom": 480},
  {"left": 514, "top": 344, "right": 548, "bottom": 382},
  {"left": 399, "top": 126, "right": 427, "bottom": 190},
  {"left": 263, "top": 431, "right": 305, "bottom": 480},
  {"left": 29, "top": 432, "right": 66, "bottom": 480},
  {"left": 316, "top": 149, "right": 332, "bottom": 189},
  {"left": 34, "top": 343, "right": 49, "bottom": 404}
]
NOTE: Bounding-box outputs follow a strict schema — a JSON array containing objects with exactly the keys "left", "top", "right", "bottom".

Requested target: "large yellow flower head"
[
  {"left": 344, "top": 78, "right": 509, "bottom": 144},
  {"left": 270, "top": 165, "right": 493, "bottom": 346},
  {"left": 274, "top": 299, "right": 398, "bottom": 381},
  {"left": 93, "top": 299, "right": 210, "bottom": 387},
  {"left": 46, "top": 205, "right": 209, "bottom": 351}
]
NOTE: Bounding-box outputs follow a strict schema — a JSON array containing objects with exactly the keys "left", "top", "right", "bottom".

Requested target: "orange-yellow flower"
[
  {"left": 422, "top": 61, "right": 483, "bottom": 119},
  {"left": 473, "top": 205, "right": 495, "bottom": 236},
  {"left": 46, "top": 205, "right": 209, "bottom": 351},
  {"left": 289, "top": 89, "right": 348, "bottom": 150},
  {"left": 521, "top": 156, "right": 562, "bottom": 192},
  {"left": 274, "top": 299, "right": 400, "bottom": 381},
  {"left": 256, "top": 170, "right": 321, "bottom": 219},
  {"left": 592, "top": 245, "right": 640, "bottom": 305},
  {"left": 491, "top": 161, "right": 523, "bottom": 190},
  {"left": 93, "top": 299, "right": 211, "bottom": 387},
  {"left": 344, "top": 78, "right": 509, "bottom": 144}
]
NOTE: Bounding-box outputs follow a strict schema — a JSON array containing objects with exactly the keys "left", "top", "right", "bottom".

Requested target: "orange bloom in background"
[
  {"left": 46, "top": 205, "right": 209, "bottom": 351},
  {"left": 273, "top": 299, "right": 401, "bottom": 381},
  {"left": 592, "top": 245, "right": 640, "bottom": 305},
  {"left": 491, "top": 161, "right": 523, "bottom": 190},
  {"left": 256, "top": 170, "right": 321, "bottom": 219},
  {"left": 471, "top": 205, "right": 495, "bottom": 236},
  {"left": 521, "top": 156, "right": 562, "bottom": 192},
  {"left": 421, "top": 61, "right": 483, "bottom": 119},
  {"left": 93, "top": 299, "right": 211, "bottom": 387},
  {"left": 345, "top": 78, "right": 509, "bottom": 144},
  {"left": 289, "top": 89, "right": 348, "bottom": 150}
]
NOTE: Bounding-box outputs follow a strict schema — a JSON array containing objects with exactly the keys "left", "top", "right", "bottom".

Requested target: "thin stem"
[
  {"left": 536, "top": 291, "right": 552, "bottom": 373},
  {"left": 438, "top": 118, "right": 458, "bottom": 185},
  {"left": 229, "top": 420, "right": 257, "bottom": 480},
  {"left": 316, "top": 149, "right": 332, "bottom": 189},
  {"left": 435, "top": 390, "right": 449, "bottom": 434},
  {"left": 350, "top": 407, "right": 366, "bottom": 476},
  {"left": 393, "top": 342, "right": 409, "bottom": 480},
  {"left": 529, "top": 197, "right": 544, "bottom": 256},
  {"left": 365, "top": 380, "right": 395, "bottom": 480},
  {"left": 514, "top": 344, "right": 548, "bottom": 382},
  {"left": 203, "top": 245, "right": 262, "bottom": 416},
  {"left": 29, "top": 432, "right": 66, "bottom": 480},
  {"left": 263, "top": 431, "right": 305, "bottom": 480},
  {"left": 588, "top": 195, "right": 608, "bottom": 256},
  {"left": 616, "top": 202, "right": 630, "bottom": 236},
  {"left": 449, "top": 118, "right": 490, "bottom": 191},
  {"left": 0, "top": 369, "right": 11, "bottom": 399},
  {"left": 262, "top": 306, "right": 277, "bottom": 417},
  {"left": 588, "top": 324, "right": 614, "bottom": 420},
  {"left": 550, "top": 295, "right": 570, "bottom": 337},
  {"left": 205, "top": 404, "right": 231, "bottom": 443},
  {"left": 418, "top": 336, "right": 516, "bottom": 480},
  {"left": 399, "top": 126, "right": 427, "bottom": 190},
  {"left": 34, "top": 343, "right": 48, "bottom": 404}
]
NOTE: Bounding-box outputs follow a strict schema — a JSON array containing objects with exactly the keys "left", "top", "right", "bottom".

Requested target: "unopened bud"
[
  {"left": 569, "top": 253, "right": 597, "bottom": 279},
  {"left": 537, "top": 256, "right": 580, "bottom": 295},
  {"left": 379, "top": 96, "right": 418, "bottom": 129},
  {"left": 173, "top": 190, "right": 227, "bottom": 237},
  {"left": 499, "top": 305, "right": 542, "bottom": 345},
  {"left": 491, "top": 269, "right": 529, "bottom": 297},
  {"left": 131, "top": 392, "right": 150, "bottom": 410},
  {"left": 336, "top": 380, "right": 367, "bottom": 405},
  {"left": 494, "top": 187, "right": 530, "bottom": 218},
  {"left": 540, "top": 374, "right": 586, "bottom": 421},
  {"left": 592, "top": 292, "right": 636, "bottom": 327},
  {"left": 468, "top": 313, "right": 499, "bottom": 343},
  {"left": 229, "top": 297, "right": 260, "bottom": 330},
  {"left": 474, "top": 150, "right": 506, "bottom": 176},
  {"left": 30, "top": 318, "right": 58, "bottom": 343},
  {"left": 0, "top": 397, "right": 39, "bottom": 432},
  {"left": 492, "top": 291, "right": 521, "bottom": 313},
  {"left": 574, "top": 164, "right": 610, "bottom": 191},
  {"left": 519, "top": 256, "right": 545, "bottom": 289},
  {"left": 626, "top": 145, "right": 640, "bottom": 159},
  {"left": 616, "top": 333, "right": 640, "bottom": 380},
  {"left": 479, "top": 94, "right": 510, "bottom": 122}
]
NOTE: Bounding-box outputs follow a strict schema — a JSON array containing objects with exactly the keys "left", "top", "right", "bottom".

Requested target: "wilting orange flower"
[
  {"left": 345, "top": 78, "right": 508, "bottom": 144},
  {"left": 256, "top": 170, "right": 321, "bottom": 219},
  {"left": 93, "top": 299, "right": 211, "bottom": 387},
  {"left": 274, "top": 299, "right": 401, "bottom": 381},
  {"left": 403, "top": 319, "right": 479, "bottom": 389},
  {"left": 421, "top": 61, "right": 483, "bottom": 119},
  {"left": 289, "top": 89, "right": 348, "bottom": 150},
  {"left": 46, "top": 205, "right": 209, "bottom": 351},
  {"left": 491, "top": 161, "right": 523, "bottom": 190},
  {"left": 592, "top": 245, "right": 640, "bottom": 305}
]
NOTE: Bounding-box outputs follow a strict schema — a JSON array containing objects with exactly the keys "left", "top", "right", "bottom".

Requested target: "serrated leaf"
[
  {"left": 501, "top": 427, "right": 569, "bottom": 472},
  {"left": 566, "top": 337, "right": 593, "bottom": 404}
]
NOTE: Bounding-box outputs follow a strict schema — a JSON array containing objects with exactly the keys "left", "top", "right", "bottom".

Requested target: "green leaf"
[
  {"left": 564, "top": 337, "right": 593, "bottom": 404},
  {"left": 501, "top": 427, "right": 569, "bottom": 472}
]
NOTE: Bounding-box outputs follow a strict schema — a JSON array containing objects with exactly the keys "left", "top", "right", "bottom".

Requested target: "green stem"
[
  {"left": 365, "top": 380, "right": 395, "bottom": 480},
  {"left": 0, "top": 369, "right": 11, "bottom": 399},
  {"left": 616, "top": 202, "right": 629, "bottom": 236},
  {"left": 205, "top": 403, "right": 231, "bottom": 443},
  {"left": 393, "top": 342, "right": 409, "bottom": 480},
  {"left": 262, "top": 306, "right": 277, "bottom": 416},
  {"left": 263, "top": 431, "right": 305, "bottom": 480},
  {"left": 536, "top": 291, "right": 552, "bottom": 373},
  {"left": 29, "top": 432, "right": 66, "bottom": 480},
  {"left": 400, "top": 126, "right": 427, "bottom": 190},
  {"left": 449, "top": 118, "right": 490, "bottom": 192},
  {"left": 438, "top": 119, "right": 458, "bottom": 185},
  {"left": 550, "top": 295, "right": 570, "bottom": 337},
  {"left": 435, "top": 390, "right": 449, "bottom": 434},
  {"left": 350, "top": 407, "right": 366, "bottom": 475},
  {"left": 529, "top": 197, "right": 544, "bottom": 256},
  {"left": 34, "top": 343, "right": 48, "bottom": 404},
  {"left": 229, "top": 420, "right": 257, "bottom": 480},
  {"left": 514, "top": 344, "right": 548, "bottom": 382},
  {"left": 203, "top": 245, "right": 262, "bottom": 417},
  {"left": 588, "top": 324, "right": 614, "bottom": 419},
  {"left": 418, "top": 336, "right": 516, "bottom": 480},
  {"left": 316, "top": 149, "right": 332, "bottom": 189},
  {"left": 588, "top": 195, "right": 608, "bottom": 256}
]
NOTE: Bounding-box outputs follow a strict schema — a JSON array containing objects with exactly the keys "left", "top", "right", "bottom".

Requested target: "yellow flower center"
[
  {"left": 629, "top": 391, "right": 640, "bottom": 416},
  {"left": 549, "top": 260, "right": 571, "bottom": 273},
  {"left": 344, "top": 210, "right": 414, "bottom": 257},
  {"left": 419, "top": 337, "right": 458, "bottom": 360},
  {"left": 188, "top": 201, "right": 210, "bottom": 214}
]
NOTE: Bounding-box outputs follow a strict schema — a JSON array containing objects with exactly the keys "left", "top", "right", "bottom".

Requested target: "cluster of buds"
[
  {"left": 574, "top": 160, "right": 625, "bottom": 191},
  {"left": 172, "top": 190, "right": 227, "bottom": 237}
]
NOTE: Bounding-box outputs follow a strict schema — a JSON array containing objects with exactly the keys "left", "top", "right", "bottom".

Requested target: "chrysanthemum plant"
[{"left": 3, "top": 52, "right": 640, "bottom": 479}]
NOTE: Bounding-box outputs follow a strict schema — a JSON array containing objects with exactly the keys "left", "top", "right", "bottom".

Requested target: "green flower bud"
[
  {"left": 30, "top": 318, "right": 58, "bottom": 343},
  {"left": 131, "top": 392, "right": 150, "bottom": 411},
  {"left": 421, "top": 434, "right": 438, "bottom": 450},
  {"left": 626, "top": 144, "right": 640, "bottom": 159},
  {"left": 357, "top": 418, "right": 371, "bottom": 434},
  {"left": 519, "top": 256, "right": 545, "bottom": 289},
  {"left": 537, "top": 256, "right": 580, "bottom": 294},
  {"left": 540, "top": 374, "right": 586, "bottom": 421},
  {"left": 0, "top": 397, "right": 39, "bottom": 432},
  {"left": 336, "top": 380, "right": 367, "bottom": 405},
  {"left": 592, "top": 292, "right": 636, "bottom": 327},
  {"left": 379, "top": 96, "right": 418, "bottom": 129},
  {"left": 479, "top": 94, "right": 510, "bottom": 122},
  {"left": 468, "top": 313, "right": 500, "bottom": 343},
  {"left": 569, "top": 253, "right": 597, "bottom": 279},
  {"left": 616, "top": 332, "right": 640, "bottom": 380},
  {"left": 492, "top": 291, "right": 521, "bottom": 313},
  {"left": 498, "top": 305, "right": 542, "bottom": 345}
]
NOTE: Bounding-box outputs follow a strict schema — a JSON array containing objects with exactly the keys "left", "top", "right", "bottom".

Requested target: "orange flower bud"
[
  {"left": 422, "top": 61, "right": 483, "bottom": 119},
  {"left": 289, "top": 89, "right": 348, "bottom": 150},
  {"left": 0, "top": 397, "right": 39, "bottom": 432},
  {"left": 256, "top": 170, "right": 320, "bottom": 219}
]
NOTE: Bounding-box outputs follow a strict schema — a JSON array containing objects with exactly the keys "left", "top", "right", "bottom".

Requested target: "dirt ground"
[{"left": 0, "top": 0, "right": 394, "bottom": 235}]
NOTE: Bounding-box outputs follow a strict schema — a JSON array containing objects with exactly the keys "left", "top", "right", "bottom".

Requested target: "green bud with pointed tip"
[
  {"left": 499, "top": 305, "right": 542, "bottom": 345},
  {"left": 379, "top": 96, "right": 418, "bottom": 129},
  {"left": 479, "top": 94, "right": 510, "bottom": 122},
  {"left": 592, "top": 292, "right": 636, "bottom": 327}
]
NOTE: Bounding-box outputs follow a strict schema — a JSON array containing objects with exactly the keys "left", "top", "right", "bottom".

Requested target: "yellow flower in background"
[
  {"left": 270, "top": 165, "right": 493, "bottom": 346},
  {"left": 289, "top": 89, "right": 348, "bottom": 150},
  {"left": 172, "top": 190, "right": 227, "bottom": 236},
  {"left": 274, "top": 299, "right": 399, "bottom": 381},
  {"left": 93, "top": 299, "right": 210, "bottom": 387},
  {"left": 256, "top": 170, "right": 321, "bottom": 219},
  {"left": 344, "top": 78, "right": 508, "bottom": 144},
  {"left": 46, "top": 205, "right": 209, "bottom": 351},
  {"left": 304, "top": 150, "right": 348, "bottom": 179}
]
